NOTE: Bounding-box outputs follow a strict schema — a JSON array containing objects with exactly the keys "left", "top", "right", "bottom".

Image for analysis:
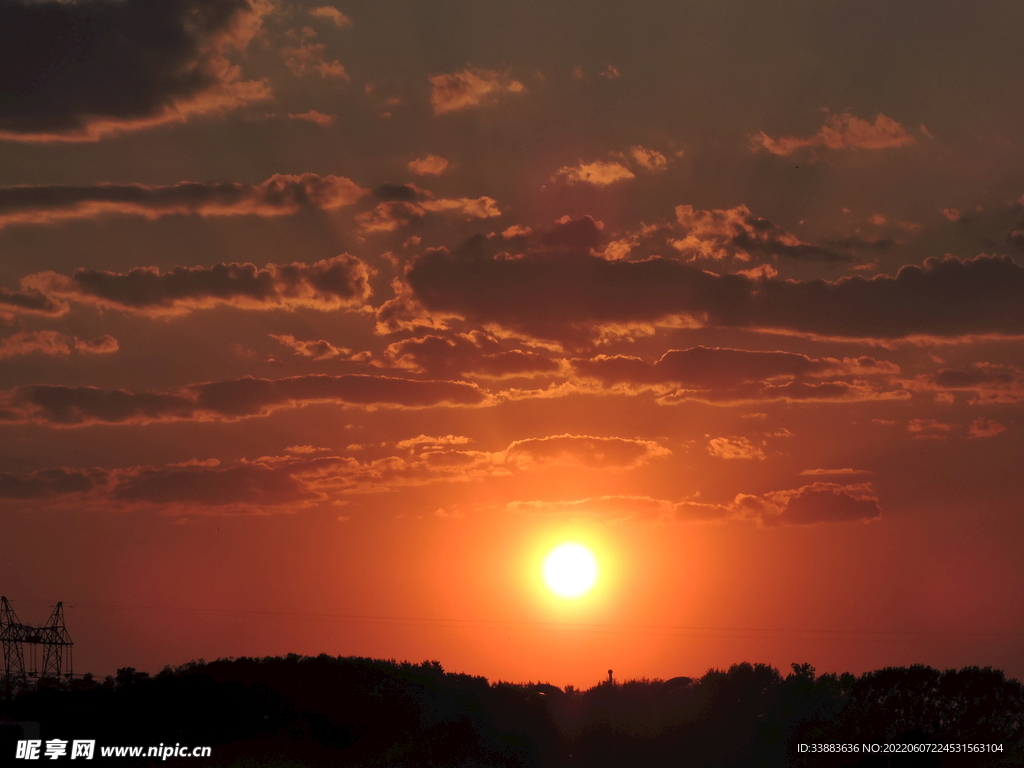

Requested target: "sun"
[{"left": 542, "top": 543, "right": 599, "bottom": 598}]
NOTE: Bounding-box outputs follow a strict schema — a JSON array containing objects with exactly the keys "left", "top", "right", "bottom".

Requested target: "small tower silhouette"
[
  {"left": 607, "top": 669, "right": 614, "bottom": 684},
  {"left": 1, "top": 597, "right": 73, "bottom": 688}
]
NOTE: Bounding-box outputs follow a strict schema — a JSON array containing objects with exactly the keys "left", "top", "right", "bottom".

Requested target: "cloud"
[
  {"left": 0, "top": 331, "right": 119, "bottom": 359},
  {"left": 3, "top": 373, "right": 489, "bottom": 427},
  {"left": 570, "top": 347, "right": 901, "bottom": 403},
  {"left": 766, "top": 484, "right": 882, "bottom": 525},
  {"left": 0, "top": 467, "right": 108, "bottom": 500},
  {"left": 287, "top": 110, "right": 336, "bottom": 126},
  {"left": 508, "top": 483, "right": 880, "bottom": 526},
  {"left": 751, "top": 113, "right": 915, "bottom": 156},
  {"left": 113, "top": 462, "right": 321, "bottom": 507},
  {"left": 0, "top": 431, "right": 662, "bottom": 512},
  {"left": 0, "top": 173, "right": 367, "bottom": 230},
  {"left": 573, "top": 346, "right": 825, "bottom": 387},
  {"left": 1008, "top": 227, "right": 1024, "bottom": 251},
  {"left": 968, "top": 419, "right": 1007, "bottom": 439},
  {"left": 309, "top": 6, "right": 352, "bottom": 28},
  {"left": 504, "top": 434, "right": 670, "bottom": 469},
  {"left": 707, "top": 437, "right": 766, "bottom": 460},
  {"left": 0, "top": 287, "right": 67, "bottom": 317},
  {"left": 0, "top": 330, "right": 72, "bottom": 359},
  {"left": 931, "top": 363, "right": 1017, "bottom": 389},
  {"left": 399, "top": 243, "right": 1024, "bottom": 343},
  {"left": 0, "top": 0, "right": 272, "bottom": 143},
  {"left": 0, "top": 455, "right": 343, "bottom": 512},
  {"left": 270, "top": 334, "right": 370, "bottom": 362},
  {"left": 382, "top": 331, "right": 558, "bottom": 377},
  {"left": 395, "top": 434, "right": 471, "bottom": 450},
  {"left": 799, "top": 468, "right": 873, "bottom": 476},
  {"left": 552, "top": 145, "right": 672, "bottom": 187},
  {"left": 672, "top": 204, "right": 846, "bottom": 263},
  {"left": 907, "top": 418, "right": 953, "bottom": 439},
  {"left": 26, "top": 254, "right": 373, "bottom": 317},
  {"left": 407, "top": 155, "right": 450, "bottom": 176},
  {"left": 282, "top": 42, "right": 349, "bottom": 80},
  {"left": 916, "top": 363, "right": 1024, "bottom": 404},
  {"left": 554, "top": 161, "right": 635, "bottom": 187},
  {"left": 429, "top": 68, "right": 526, "bottom": 114},
  {"left": 74, "top": 335, "right": 120, "bottom": 354},
  {"left": 628, "top": 146, "right": 668, "bottom": 171},
  {"left": 666, "top": 378, "right": 906, "bottom": 405},
  {"left": 356, "top": 188, "right": 500, "bottom": 233}
]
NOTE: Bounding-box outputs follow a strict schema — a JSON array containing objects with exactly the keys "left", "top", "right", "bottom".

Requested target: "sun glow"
[{"left": 542, "top": 543, "right": 599, "bottom": 598}]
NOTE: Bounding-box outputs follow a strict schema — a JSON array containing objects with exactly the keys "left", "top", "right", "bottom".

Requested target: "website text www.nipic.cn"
[{"left": 16, "top": 739, "right": 212, "bottom": 760}]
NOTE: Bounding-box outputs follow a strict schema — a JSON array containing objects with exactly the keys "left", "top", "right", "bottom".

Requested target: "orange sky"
[{"left": 2, "top": 0, "right": 1024, "bottom": 687}]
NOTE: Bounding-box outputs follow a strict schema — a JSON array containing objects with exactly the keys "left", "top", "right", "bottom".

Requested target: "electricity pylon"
[{"left": 1, "top": 597, "right": 73, "bottom": 688}]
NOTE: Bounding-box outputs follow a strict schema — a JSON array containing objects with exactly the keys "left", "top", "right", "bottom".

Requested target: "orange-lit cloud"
[
  {"left": 356, "top": 186, "right": 500, "bottom": 232},
  {"left": 401, "top": 244, "right": 1024, "bottom": 343},
  {"left": 2, "top": 374, "right": 489, "bottom": 427},
  {"left": 574, "top": 347, "right": 827, "bottom": 386},
  {"left": 552, "top": 146, "right": 671, "bottom": 188},
  {"left": 628, "top": 146, "right": 668, "bottom": 171},
  {"left": 655, "top": 379, "right": 909, "bottom": 406},
  {"left": 673, "top": 204, "right": 846, "bottom": 263},
  {"left": 913, "top": 362, "right": 1024, "bottom": 404},
  {"left": 968, "top": 419, "right": 1007, "bottom": 439},
  {"left": 0, "top": 173, "right": 367, "bottom": 230},
  {"left": 0, "top": 0, "right": 272, "bottom": 143},
  {"left": 752, "top": 113, "right": 915, "bottom": 156},
  {"left": 429, "top": 68, "right": 526, "bottom": 114},
  {"left": 382, "top": 331, "right": 559, "bottom": 378},
  {"left": 907, "top": 419, "right": 953, "bottom": 439},
  {"left": 1, "top": 432, "right": 669, "bottom": 512},
  {"left": 707, "top": 437, "right": 766, "bottom": 460},
  {"left": 26, "top": 255, "right": 373, "bottom": 317},
  {"left": 309, "top": 6, "right": 352, "bottom": 28},
  {"left": 799, "top": 468, "right": 873, "bottom": 477},
  {"left": 508, "top": 482, "right": 881, "bottom": 526},
  {"left": 282, "top": 39, "right": 349, "bottom": 80},
  {"left": 288, "top": 110, "right": 337, "bottom": 126},
  {"left": 554, "top": 160, "right": 636, "bottom": 187},
  {"left": 270, "top": 335, "right": 371, "bottom": 363},
  {"left": 74, "top": 335, "right": 120, "bottom": 354},
  {"left": 754, "top": 483, "right": 882, "bottom": 525},
  {"left": 504, "top": 434, "right": 670, "bottom": 469},
  {"left": 0, "top": 467, "right": 109, "bottom": 500},
  {"left": 0, "top": 331, "right": 118, "bottom": 359},
  {"left": 0, "top": 287, "right": 66, "bottom": 317},
  {"left": 407, "top": 155, "right": 450, "bottom": 176}
]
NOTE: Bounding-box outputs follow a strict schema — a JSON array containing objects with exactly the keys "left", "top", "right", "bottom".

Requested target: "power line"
[{"left": 11, "top": 598, "right": 1024, "bottom": 645}]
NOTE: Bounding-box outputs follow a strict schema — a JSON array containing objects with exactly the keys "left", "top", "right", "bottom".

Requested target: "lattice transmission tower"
[{"left": 1, "top": 597, "right": 73, "bottom": 687}]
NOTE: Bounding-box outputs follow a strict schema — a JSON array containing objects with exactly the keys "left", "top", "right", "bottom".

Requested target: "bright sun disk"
[{"left": 542, "top": 543, "right": 598, "bottom": 598}]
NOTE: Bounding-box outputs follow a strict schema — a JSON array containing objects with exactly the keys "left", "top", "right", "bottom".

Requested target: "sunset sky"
[{"left": 2, "top": 0, "right": 1024, "bottom": 688}]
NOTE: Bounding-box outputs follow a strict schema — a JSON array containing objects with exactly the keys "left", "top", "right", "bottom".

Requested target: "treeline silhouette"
[{"left": 2, "top": 656, "right": 1022, "bottom": 766}]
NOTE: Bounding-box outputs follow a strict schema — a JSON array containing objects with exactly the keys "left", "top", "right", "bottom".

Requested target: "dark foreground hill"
[{"left": 2, "top": 656, "right": 1022, "bottom": 767}]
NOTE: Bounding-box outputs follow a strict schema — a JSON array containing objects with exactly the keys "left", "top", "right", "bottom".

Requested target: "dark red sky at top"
[{"left": 1, "top": 0, "right": 1023, "bottom": 688}]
